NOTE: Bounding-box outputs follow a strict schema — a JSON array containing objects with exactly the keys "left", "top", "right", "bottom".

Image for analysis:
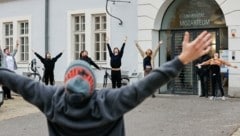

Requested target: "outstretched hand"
[
  {"left": 16, "top": 40, "right": 19, "bottom": 48},
  {"left": 124, "top": 36, "right": 128, "bottom": 42},
  {"left": 106, "top": 37, "right": 109, "bottom": 43},
  {"left": 178, "top": 31, "right": 212, "bottom": 65},
  {"left": 134, "top": 40, "right": 138, "bottom": 45}
]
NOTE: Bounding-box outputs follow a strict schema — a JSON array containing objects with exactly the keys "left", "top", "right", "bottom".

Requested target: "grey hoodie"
[{"left": 0, "top": 57, "right": 184, "bottom": 136}]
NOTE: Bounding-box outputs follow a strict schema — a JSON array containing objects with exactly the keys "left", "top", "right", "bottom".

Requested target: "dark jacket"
[
  {"left": 35, "top": 52, "right": 62, "bottom": 73},
  {"left": 0, "top": 57, "right": 184, "bottom": 136},
  {"left": 107, "top": 43, "right": 125, "bottom": 68},
  {"left": 81, "top": 56, "right": 100, "bottom": 70},
  {"left": 195, "top": 54, "right": 211, "bottom": 76}
]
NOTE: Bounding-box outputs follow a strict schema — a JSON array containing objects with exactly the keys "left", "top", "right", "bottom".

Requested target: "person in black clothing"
[
  {"left": 106, "top": 36, "right": 127, "bottom": 88},
  {"left": 197, "top": 52, "right": 238, "bottom": 100},
  {"left": 80, "top": 50, "right": 100, "bottom": 70},
  {"left": 32, "top": 49, "right": 63, "bottom": 85},
  {"left": 195, "top": 54, "right": 211, "bottom": 97}
]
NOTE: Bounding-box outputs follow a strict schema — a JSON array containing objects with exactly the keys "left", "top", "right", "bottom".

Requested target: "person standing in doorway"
[
  {"left": 106, "top": 36, "right": 127, "bottom": 88},
  {"left": 32, "top": 50, "right": 63, "bottom": 85},
  {"left": 135, "top": 40, "right": 163, "bottom": 97},
  {"left": 0, "top": 40, "right": 19, "bottom": 99},
  {"left": 197, "top": 52, "right": 238, "bottom": 100},
  {"left": 80, "top": 50, "right": 100, "bottom": 70},
  {"left": 195, "top": 54, "right": 211, "bottom": 98}
]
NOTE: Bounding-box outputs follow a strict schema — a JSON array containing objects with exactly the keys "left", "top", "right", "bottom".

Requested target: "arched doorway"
[{"left": 159, "top": 0, "right": 228, "bottom": 94}]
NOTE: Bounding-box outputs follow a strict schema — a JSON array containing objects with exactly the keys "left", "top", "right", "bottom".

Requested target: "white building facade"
[{"left": 1, "top": 0, "right": 240, "bottom": 97}]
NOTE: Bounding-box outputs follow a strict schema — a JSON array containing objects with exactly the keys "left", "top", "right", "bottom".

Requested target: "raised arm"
[
  {"left": 0, "top": 42, "right": 3, "bottom": 56},
  {"left": 52, "top": 52, "right": 63, "bottom": 62},
  {"left": 15, "top": 40, "right": 19, "bottom": 49},
  {"left": 106, "top": 37, "right": 114, "bottom": 57},
  {"left": 101, "top": 31, "right": 212, "bottom": 119},
  {"left": 119, "top": 36, "right": 127, "bottom": 57},
  {"left": 135, "top": 40, "right": 145, "bottom": 58},
  {"left": 12, "top": 40, "right": 19, "bottom": 56},
  {"left": 33, "top": 50, "right": 45, "bottom": 62},
  {"left": 152, "top": 40, "right": 163, "bottom": 58}
]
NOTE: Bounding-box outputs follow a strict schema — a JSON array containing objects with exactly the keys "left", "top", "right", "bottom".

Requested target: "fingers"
[
  {"left": 202, "top": 46, "right": 211, "bottom": 56},
  {"left": 182, "top": 31, "right": 190, "bottom": 45},
  {"left": 179, "top": 31, "right": 212, "bottom": 64},
  {"left": 193, "top": 31, "right": 210, "bottom": 50},
  {"left": 106, "top": 37, "right": 109, "bottom": 42},
  {"left": 134, "top": 40, "right": 138, "bottom": 44},
  {"left": 124, "top": 36, "right": 128, "bottom": 42},
  {"left": 16, "top": 40, "right": 19, "bottom": 48},
  {"left": 196, "top": 31, "right": 212, "bottom": 57}
]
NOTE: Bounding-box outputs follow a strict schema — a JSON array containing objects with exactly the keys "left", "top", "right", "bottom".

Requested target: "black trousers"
[
  {"left": 2, "top": 86, "right": 12, "bottom": 98},
  {"left": 111, "top": 70, "right": 121, "bottom": 88},
  {"left": 211, "top": 73, "right": 224, "bottom": 97},
  {"left": 199, "top": 73, "right": 209, "bottom": 97},
  {"left": 199, "top": 70, "right": 210, "bottom": 97},
  {"left": 44, "top": 71, "right": 54, "bottom": 85}
]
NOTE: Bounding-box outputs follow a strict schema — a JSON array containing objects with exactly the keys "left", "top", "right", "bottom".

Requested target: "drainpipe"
[{"left": 45, "top": 0, "right": 49, "bottom": 52}]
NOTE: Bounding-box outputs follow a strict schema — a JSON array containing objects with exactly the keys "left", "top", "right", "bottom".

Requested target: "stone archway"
[{"left": 157, "top": 0, "right": 227, "bottom": 94}]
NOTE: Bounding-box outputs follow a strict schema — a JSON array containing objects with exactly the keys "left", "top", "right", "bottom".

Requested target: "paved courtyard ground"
[{"left": 1, "top": 94, "right": 240, "bottom": 136}]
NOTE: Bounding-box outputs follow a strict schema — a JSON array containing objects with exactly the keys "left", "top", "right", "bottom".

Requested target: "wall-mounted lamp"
[
  {"left": 106, "top": 0, "right": 131, "bottom": 25},
  {"left": 231, "top": 29, "right": 237, "bottom": 38}
]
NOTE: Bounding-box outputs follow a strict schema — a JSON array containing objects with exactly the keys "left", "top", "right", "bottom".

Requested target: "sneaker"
[
  {"left": 152, "top": 94, "right": 156, "bottom": 98},
  {"left": 209, "top": 96, "right": 214, "bottom": 100},
  {"left": 222, "top": 96, "right": 226, "bottom": 101}
]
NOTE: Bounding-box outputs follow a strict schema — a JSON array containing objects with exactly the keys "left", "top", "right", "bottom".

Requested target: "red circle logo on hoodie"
[{"left": 64, "top": 66, "right": 95, "bottom": 94}]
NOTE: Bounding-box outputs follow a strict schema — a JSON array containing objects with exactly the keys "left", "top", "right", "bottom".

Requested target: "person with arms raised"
[
  {"left": 0, "top": 31, "right": 212, "bottom": 136},
  {"left": 32, "top": 49, "right": 63, "bottom": 85}
]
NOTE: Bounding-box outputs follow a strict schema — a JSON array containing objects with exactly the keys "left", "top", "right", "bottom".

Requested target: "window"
[
  {"left": 1, "top": 19, "right": 30, "bottom": 63},
  {"left": 3, "top": 22, "right": 14, "bottom": 52},
  {"left": 93, "top": 14, "right": 106, "bottom": 61},
  {"left": 19, "top": 21, "right": 29, "bottom": 62},
  {"left": 70, "top": 11, "right": 106, "bottom": 62},
  {"left": 72, "top": 14, "right": 85, "bottom": 59}
]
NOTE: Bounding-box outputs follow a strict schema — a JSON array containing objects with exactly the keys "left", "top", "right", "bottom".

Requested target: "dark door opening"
[{"left": 167, "top": 29, "right": 219, "bottom": 94}]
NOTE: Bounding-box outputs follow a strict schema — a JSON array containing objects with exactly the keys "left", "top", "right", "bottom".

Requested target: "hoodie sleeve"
[
  {"left": 98, "top": 57, "right": 184, "bottom": 119},
  {"left": 0, "top": 68, "right": 56, "bottom": 112}
]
